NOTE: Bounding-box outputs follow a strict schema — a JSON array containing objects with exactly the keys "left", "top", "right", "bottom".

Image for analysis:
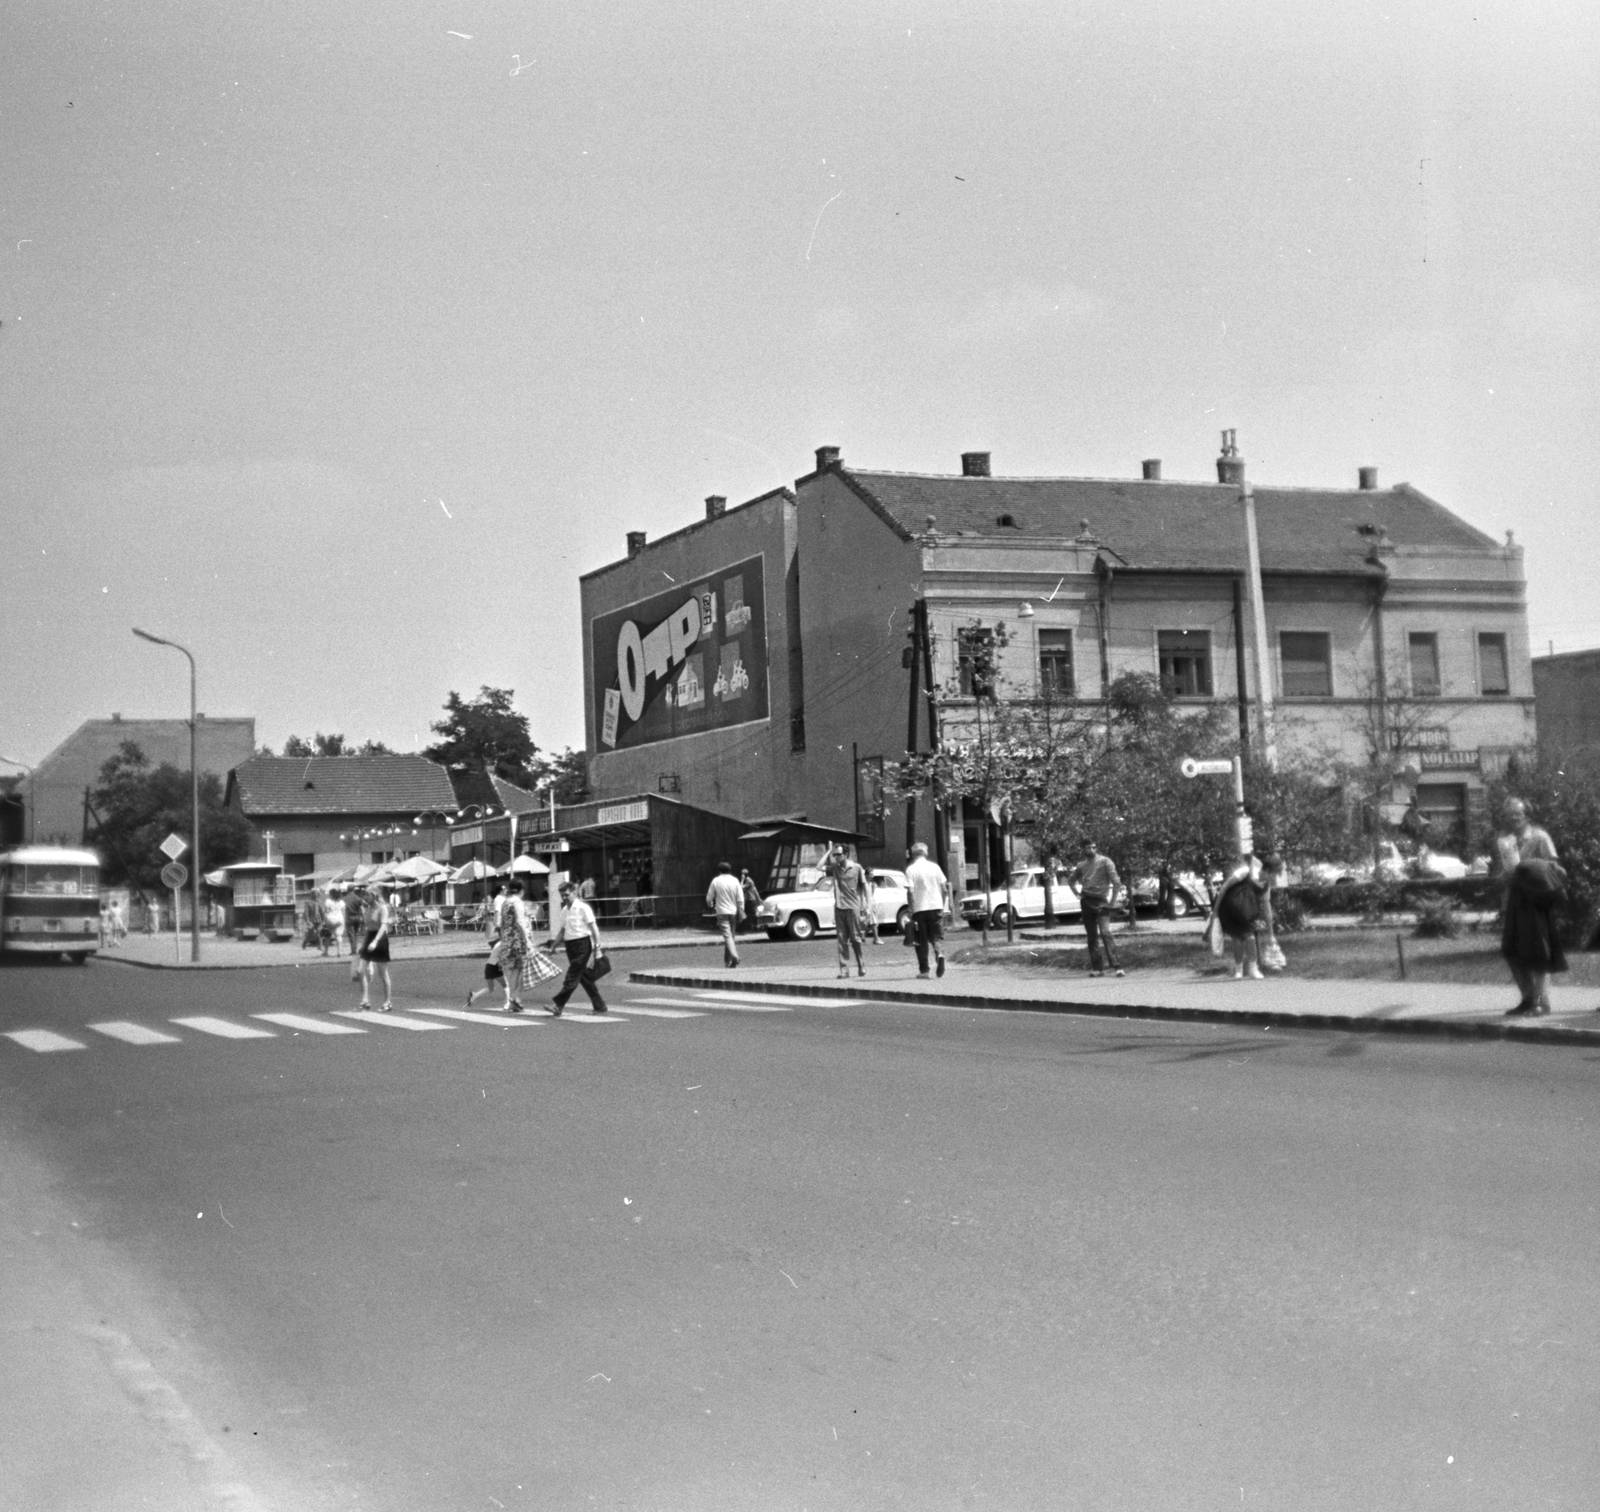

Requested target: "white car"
[
  {"left": 960, "top": 867, "right": 1083, "bottom": 930},
  {"left": 755, "top": 868, "right": 912, "bottom": 941}
]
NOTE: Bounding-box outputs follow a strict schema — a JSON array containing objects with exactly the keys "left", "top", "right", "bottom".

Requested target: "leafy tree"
[
  {"left": 531, "top": 747, "right": 591, "bottom": 805},
  {"left": 426, "top": 687, "right": 537, "bottom": 786},
  {"left": 278, "top": 732, "right": 391, "bottom": 757},
  {"left": 86, "top": 742, "right": 253, "bottom": 895}
]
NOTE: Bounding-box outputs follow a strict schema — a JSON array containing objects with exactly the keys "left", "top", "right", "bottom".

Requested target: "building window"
[
  {"left": 282, "top": 852, "right": 315, "bottom": 878},
  {"left": 1157, "top": 630, "right": 1212, "bottom": 697},
  {"left": 1408, "top": 633, "right": 1441, "bottom": 697},
  {"left": 1478, "top": 633, "right": 1509, "bottom": 695},
  {"left": 1280, "top": 631, "right": 1333, "bottom": 698},
  {"left": 957, "top": 626, "right": 997, "bottom": 699},
  {"left": 1413, "top": 782, "right": 1468, "bottom": 853},
  {"left": 1038, "top": 629, "right": 1074, "bottom": 697}
]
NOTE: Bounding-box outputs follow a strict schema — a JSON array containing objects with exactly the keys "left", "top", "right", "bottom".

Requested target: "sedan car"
[
  {"left": 960, "top": 867, "right": 1083, "bottom": 930},
  {"left": 755, "top": 868, "right": 912, "bottom": 941}
]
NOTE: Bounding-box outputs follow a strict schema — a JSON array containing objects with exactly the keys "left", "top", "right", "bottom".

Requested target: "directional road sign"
[{"left": 1180, "top": 757, "right": 1235, "bottom": 779}]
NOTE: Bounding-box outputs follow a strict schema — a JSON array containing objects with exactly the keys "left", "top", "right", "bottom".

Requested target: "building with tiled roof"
[
  {"left": 224, "top": 754, "right": 458, "bottom": 878},
  {"left": 575, "top": 438, "right": 1534, "bottom": 896}
]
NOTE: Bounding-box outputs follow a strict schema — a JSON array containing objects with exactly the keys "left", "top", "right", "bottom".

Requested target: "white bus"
[{"left": 0, "top": 845, "right": 101, "bottom": 963}]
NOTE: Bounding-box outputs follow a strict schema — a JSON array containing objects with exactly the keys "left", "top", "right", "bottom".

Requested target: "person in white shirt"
[
  {"left": 904, "top": 841, "right": 951, "bottom": 979},
  {"left": 706, "top": 861, "right": 746, "bottom": 967},
  {"left": 549, "top": 879, "right": 607, "bottom": 1014}
]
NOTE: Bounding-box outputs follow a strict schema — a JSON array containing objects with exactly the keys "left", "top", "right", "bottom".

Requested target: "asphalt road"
[{"left": 2, "top": 943, "right": 1597, "bottom": 1510}]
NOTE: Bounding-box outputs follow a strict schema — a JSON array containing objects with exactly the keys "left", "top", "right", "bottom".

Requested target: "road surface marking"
[
  {"left": 691, "top": 991, "right": 857, "bottom": 1008},
  {"left": 627, "top": 995, "right": 786, "bottom": 1011},
  {"left": 171, "top": 1016, "right": 276, "bottom": 1040},
  {"left": 333, "top": 1009, "right": 450, "bottom": 1031},
  {"left": 4, "top": 1029, "right": 86, "bottom": 1053},
  {"left": 609, "top": 1005, "right": 705, "bottom": 1019},
  {"left": 413, "top": 1007, "right": 543, "bottom": 1026},
  {"left": 555, "top": 1013, "right": 624, "bottom": 1024},
  {"left": 89, "top": 1021, "right": 182, "bottom": 1045},
  {"left": 253, "top": 1013, "right": 367, "bottom": 1035}
]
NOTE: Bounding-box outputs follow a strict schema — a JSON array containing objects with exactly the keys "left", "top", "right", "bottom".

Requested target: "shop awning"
[{"left": 737, "top": 820, "right": 871, "bottom": 845}]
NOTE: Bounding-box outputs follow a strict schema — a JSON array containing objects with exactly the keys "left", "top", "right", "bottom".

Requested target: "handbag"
[
  {"left": 588, "top": 951, "right": 612, "bottom": 981},
  {"left": 522, "top": 948, "right": 562, "bottom": 987}
]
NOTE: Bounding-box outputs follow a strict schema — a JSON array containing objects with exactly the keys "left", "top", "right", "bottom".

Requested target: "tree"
[
  {"left": 277, "top": 733, "right": 392, "bottom": 758},
  {"left": 531, "top": 747, "right": 591, "bottom": 805},
  {"left": 86, "top": 742, "right": 253, "bottom": 895},
  {"left": 1484, "top": 749, "right": 1600, "bottom": 947},
  {"left": 425, "top": 687, "right": 537, "bottom": 786}
]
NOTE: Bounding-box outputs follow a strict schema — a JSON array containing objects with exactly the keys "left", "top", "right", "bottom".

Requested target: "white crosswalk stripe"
[
  {"left": 5, "top": 1029, "right": 86, "bottom": 1053},
  {"left": 89, "top": 1021, "right": 182, "bottom": 1045},
  {"left": 692, "top": 992, "right": 855, "bottom": 1008},
  {"left": 413, "top": 1007, "right": 543, "bottom": 1026},
  {"left": 253, "top": 1013, "right": 367, "bottom": 1036},
  {"left": 333, "top": 1009, "right": 450, "bottom": 1031},
  {"left": 554, "top": 1012, "right": 624, "bottom": 1024},
  {"left": 171, "top": 1016, "right": 276, "bottom": 1040},
  {"left": 609, "top": 1005, "right": 704, "bottom": 1019}
]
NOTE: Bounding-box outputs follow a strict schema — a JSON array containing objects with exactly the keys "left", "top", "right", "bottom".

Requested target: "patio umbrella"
[
  {"left": 388, "top": 855, "right": 450, "bottom": 883},
  {"left": 508, "top": 853, "right": 549, "bottom": 876},
  {"left": 451, "top": 859, "right": 492, "bottom": 883}
]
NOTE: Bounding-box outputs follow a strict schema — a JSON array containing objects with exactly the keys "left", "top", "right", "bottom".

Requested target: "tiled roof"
[
  {"left": 228, "top": 755, "right": 457, "bottom": 816},
  {"left": 839, "top": 471, "right": 1500, "bottom": 575},
  {"left": 490, "top": 774, "right": 545, "bottom": 816}
]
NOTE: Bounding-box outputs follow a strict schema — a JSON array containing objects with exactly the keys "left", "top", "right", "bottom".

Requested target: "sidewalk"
[
  {"left": 629, "top": 947, "right": 1600, "bottom": 1046},
  {"left": 96, "top": 927, "right": 743, "bottom": 970}
]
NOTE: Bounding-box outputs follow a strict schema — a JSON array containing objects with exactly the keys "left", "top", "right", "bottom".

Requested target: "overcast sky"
[{"left": 3, "top": 1, "right": 1595, "bottom": 768}]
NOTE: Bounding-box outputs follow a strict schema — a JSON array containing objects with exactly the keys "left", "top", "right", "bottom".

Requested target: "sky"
[{"left": 3, "top": 0, "right": 1596, "bottom": 770}]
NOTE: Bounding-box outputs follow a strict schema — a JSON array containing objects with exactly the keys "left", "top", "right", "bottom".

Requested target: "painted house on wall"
[
  {"left": 576, "top": 439, "right": 1534, "bottom": 891},
  {"left": 223, "top": 754, "right": 459, "bottom": 879}
]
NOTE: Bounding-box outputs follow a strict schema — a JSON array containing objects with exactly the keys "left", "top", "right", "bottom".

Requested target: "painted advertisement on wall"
[{"left": 591, "top": 554, "right": 769, "bottom": 751}]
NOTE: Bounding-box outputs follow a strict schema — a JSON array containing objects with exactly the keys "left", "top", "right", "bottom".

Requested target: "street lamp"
[{"left": 133, "top": 628, "right": 201, "bottom": 963}]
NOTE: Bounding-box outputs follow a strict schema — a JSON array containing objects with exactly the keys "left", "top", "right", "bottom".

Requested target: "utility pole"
[
  {"left": 904, "top": 602, "right": 922, "bottom": 855},
  {"left": 914, "top": 599, "right": 948, "bottom": 875}
]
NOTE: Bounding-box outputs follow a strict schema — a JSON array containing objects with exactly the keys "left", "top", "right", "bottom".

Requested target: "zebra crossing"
[{"left": 0, "top": 987, "right": 843, "bottom": 1056}]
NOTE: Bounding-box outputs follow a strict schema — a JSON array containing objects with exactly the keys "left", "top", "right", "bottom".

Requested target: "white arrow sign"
[{"left": 1180, "top": 757, "right": 1235, "bottom": 779}]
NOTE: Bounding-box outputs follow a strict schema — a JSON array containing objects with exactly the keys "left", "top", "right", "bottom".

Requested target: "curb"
[{"left": 625, "top": 971, "right": 1600, "bottom": 1047}]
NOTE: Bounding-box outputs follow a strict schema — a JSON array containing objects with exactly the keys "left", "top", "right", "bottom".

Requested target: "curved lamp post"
[{"left": 132, "top": 628, "right": 201, "bottom": 962}]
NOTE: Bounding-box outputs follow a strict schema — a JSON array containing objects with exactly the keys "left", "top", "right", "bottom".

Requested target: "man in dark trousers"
[
  {"left": 1068, "top": 837, "right": 1125, "bottom": 977},
  {"left": 548, "top": 878, "right": 608, "bottom": 1015}
]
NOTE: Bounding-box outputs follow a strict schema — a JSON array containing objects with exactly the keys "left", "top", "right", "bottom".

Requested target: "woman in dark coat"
[
  {"left": 1208, "top": 855, "right": 1279, "bottom": 980},
  {"left": 1502, "top": 857, "right": 1567, "bottom": 1015}
]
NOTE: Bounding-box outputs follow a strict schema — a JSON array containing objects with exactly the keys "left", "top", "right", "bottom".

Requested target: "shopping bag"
[
  {"left": 589, "top": 952, "right": 612, "bottom": 981},
  {"left": 522, "top": 949, "right": 562, "bottom": 987},
  {"left": 1260, "top": 938, "right": 1287, "bottom": 972},
  {"left": 1203, "top": 914, "right": 1224, "bottom": 957}
]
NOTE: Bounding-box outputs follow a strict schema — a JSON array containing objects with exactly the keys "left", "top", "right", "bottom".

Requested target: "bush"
[
  {"left": 1271, "top": 890, "right": 1308, "bottom": 934},
  {"left": 1487, "top": 752, "right": 1600, "bottom": 949},
  {"left": 1413, "top": 897, "right": 1463, "bottom": 939}
]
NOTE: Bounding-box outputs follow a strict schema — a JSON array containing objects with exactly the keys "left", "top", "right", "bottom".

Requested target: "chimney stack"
[
  {"left": 1358, "top": 466, "right": 1378, "bottom": 491},
  {"left": 1141, "top": 458, "right": 1162, "bottom": 481},
  {"left": 626, "top": 531, "right": 647, "bottom": 557},
  {"left": 814, "top": 445, "right": 841, "bottom": 472},
  {"left": 705, "top": 494, "right": 726, "bottom": 520},
  {"left": 1216, "top": 429, "right": 1245, "bottom": 486},
  {"left": 961, "top": 451, "right": 992, "bottom": 477}
]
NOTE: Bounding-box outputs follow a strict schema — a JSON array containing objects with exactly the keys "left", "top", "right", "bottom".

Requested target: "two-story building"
[{"left": 575, "top": 439, "right": 1534, "bottom": 891}]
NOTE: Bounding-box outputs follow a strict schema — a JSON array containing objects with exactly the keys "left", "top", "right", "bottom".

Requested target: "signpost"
[
  {"left": 160, "top": 860, "right": 188, "bottom": 964},
  {"left": 1181, "top": 754, "right": 1252, "bottom": 857}
]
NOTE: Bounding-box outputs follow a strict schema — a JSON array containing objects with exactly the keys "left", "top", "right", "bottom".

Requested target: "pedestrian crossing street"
[{"left": 1, "top": 989, "right": 866, "bottom": 1056}]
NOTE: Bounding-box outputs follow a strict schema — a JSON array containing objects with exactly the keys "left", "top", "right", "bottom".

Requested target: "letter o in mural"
[{"left": 616, "top": 619, "right": 646, "bottom": 721}]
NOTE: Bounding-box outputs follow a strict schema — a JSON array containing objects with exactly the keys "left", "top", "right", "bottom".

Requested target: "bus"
[{"left": 0, "top": 846, "right": 102, "bottom": 963}]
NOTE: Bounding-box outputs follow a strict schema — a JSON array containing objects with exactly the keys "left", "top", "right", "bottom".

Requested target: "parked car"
[
  {"left": 755, "top": 868, "right": 912, "bottom": 941},
  {"left": 1126, "top": 872, "right": 1211, "bottom": 917},
  {"left": 960, "top": 867, "right": 1083, "bottom": 930},
  {"left": 1412, "top": 846, "right": 1469, "bottom": 880}
]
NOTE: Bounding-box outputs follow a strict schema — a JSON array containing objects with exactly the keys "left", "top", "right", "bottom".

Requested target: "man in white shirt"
[
  {"left": 705, "top": 861, "right": 746, "bottom": 967},
  {"left": 905, "top": 841, "right": 951, "bottom": 979},
  {"left": 549, "top": 878, "right": 607, "bottom": 1015}
]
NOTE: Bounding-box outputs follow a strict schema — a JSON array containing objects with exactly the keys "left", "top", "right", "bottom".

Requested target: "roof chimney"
[
  {"left": 814, "top": 445, "right": 841, "bottom": 472},
  {"left": 1358, "top": 466, "right": 1378, "bottom": 491},
  {"left": 626, "top": 531, "right": 647, "bottom": 557},
  {"left": 961, "top": 451, "right": 991, "bottom": 477},
  {"left": 1141, "top": 458, "right": 1162, "bottom": 481},
  {"left": 1216, "top": 429, "right": 1245, "bottom": 486},
  {"left": 705, "top": 494, "right": 726, "bottom": 520}
]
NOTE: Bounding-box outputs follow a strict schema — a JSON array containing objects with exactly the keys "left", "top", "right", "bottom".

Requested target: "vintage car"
[
  {"left": 755, "top": 868, "right": 913, "bottom": 941},
  {"left": 959, "top": 867, "right": 1083, "bottom": 930}
]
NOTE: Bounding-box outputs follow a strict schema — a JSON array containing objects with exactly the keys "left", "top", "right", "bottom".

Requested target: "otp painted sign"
[{"left": 591, "top": 553, "right": 769, "bottom": 751}]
